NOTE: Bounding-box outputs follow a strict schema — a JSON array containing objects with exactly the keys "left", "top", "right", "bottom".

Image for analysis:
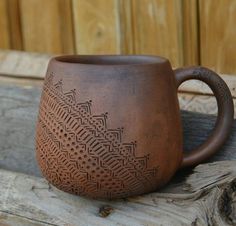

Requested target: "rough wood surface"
[
  {"left": 178, "top": 74, "right": 236, "bottom": 98},
  {"left": 0, "top": 75, "right": 236, "bottom": 178},
  {"left": 0, "top": 50, "right": 50, "bottom": 78},
  {"left": 179, "top": 92, "right": 236, "bottom": 117},
  {"left": 0, "top": 76, "right": 42, "bottom": 176},
  {"left": 0, "top": 161, "right": 236, "bottom": 226}
]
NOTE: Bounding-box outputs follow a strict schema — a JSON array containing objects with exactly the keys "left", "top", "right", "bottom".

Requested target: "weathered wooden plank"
[
  {"left": 182, "top": 111, "right": 236, "bottom": 162},
  {"left": 20, "top": 0, "right": 61, "bottom": 54},
  {"left": 0, "top": 161, "right": 235, "bottom": 225},
  {"left": 0, "top": 50, "right": 50, "bottom": 78},
  {"left": 57, "top": 0, "right": 75, "bottom": 54},
  {"left": 179, "top": 92, "right": 236, "bottom": 117},
  {"left": 178, "top": 73, "right": 236, "bottom": 98},
  {"left": 0, "top": 212, "right": 50, "bottom": 226},
  {"left": 118, "top": 0, "right": 134, "bottom": 54},
  {"left": 72, "top": 0, "right": 120, "bottom": 54},
  {"left": 7, "top": 0, "right": 23, "bottom": 50},
  {"left": 131, "top": 0, "right": 183, "bottom": 67},
  {"left": 0, "top": 76, "right": 42, "bottom": 176},
  {"left": 182, "top": 0, "right": 199, "bottom": 65},
  {"left": 19, "top": 0, "right": 74, "bottom": 54},
  {"left": 0, "top": 0, "right": 10, "bottom": 49},
  {"left": 199, "top": 0, "right": 236, "bottom": 74},
  {"left": 179, "top": 92, "right": 218, "bottom": 115}
]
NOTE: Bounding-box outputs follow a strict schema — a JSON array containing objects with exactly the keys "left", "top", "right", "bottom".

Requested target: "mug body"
[{"left": 36, "top": 55, "right": 183, "bottom": 199}]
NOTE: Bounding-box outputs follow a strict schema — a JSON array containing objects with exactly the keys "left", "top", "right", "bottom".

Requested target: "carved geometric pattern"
[{"left": 36, "top": 72, "right": 158, "bottom": 198}]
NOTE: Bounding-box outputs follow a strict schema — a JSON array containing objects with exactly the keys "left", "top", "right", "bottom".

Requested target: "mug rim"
[{"left": 53, "top": 55, "right": 168, "bottom": 66}]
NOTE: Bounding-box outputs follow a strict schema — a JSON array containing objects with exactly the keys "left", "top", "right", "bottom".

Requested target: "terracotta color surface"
[{"left": 35, "top": 55, "right": 234, "bottom": 199}]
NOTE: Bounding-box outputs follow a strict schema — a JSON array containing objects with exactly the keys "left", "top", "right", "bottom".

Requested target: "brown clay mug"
[{"left": 36, "top": 55, "right": 234, "bottom": 199}]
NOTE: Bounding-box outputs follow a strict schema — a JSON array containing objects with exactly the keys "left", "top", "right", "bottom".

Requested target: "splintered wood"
[{"left": 0, "top": 161, "right": 235, "bottom": 225}]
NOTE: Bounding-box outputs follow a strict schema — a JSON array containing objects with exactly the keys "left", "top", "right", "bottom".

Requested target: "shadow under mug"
[{"left": 36, "top": 55, "right": 234, "bottom": 199}]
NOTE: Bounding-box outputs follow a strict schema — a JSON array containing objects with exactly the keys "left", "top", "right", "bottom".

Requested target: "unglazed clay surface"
[
  {"left": 36, "top": 55, "right": 234, "bottom": 199},
  {"left": 36, "top": 73, "right": 158, "bottom": 198}
]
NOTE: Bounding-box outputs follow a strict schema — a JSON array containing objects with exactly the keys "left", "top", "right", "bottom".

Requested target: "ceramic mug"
[{"left": 36, "top": 55, "right": 234, "bottom": 199}]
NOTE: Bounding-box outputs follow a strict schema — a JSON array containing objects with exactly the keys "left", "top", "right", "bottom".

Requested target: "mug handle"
[{"left": 174, "top": 66, "right": 234, "bottom": 168}]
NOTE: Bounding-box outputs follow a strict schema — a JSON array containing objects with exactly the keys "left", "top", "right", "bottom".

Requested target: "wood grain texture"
[
  {"left": 182, "top": 111, "right": 236, "bottom": 162},
  {"left": 0, "top": 161, "right": 236, "bottom": 225},
  {"left": 118, "top": 0, "right": 134, "bottom": 54},
  {"left": 199, "top": 0, "right": 236, "bottom": 74},
  {"left": 0, "top": 76, "right": 42, "bottom": 176},
  {"left": 6, "top": 0, "right": 23, "bottom": 50},
  {"left": 58, "top": 0, "right": 75, "bottom": 54},
  {"left": 20, "top": 0, "right": 74, "bottom": 54},
  {"left": 179, "top": 92, "right": 236, "bottom": 119},
  {"left": 0, "top": 0, "right": 10, "bottom": 49},
  {"left": 131, "top": 0, "right": 183, "bottom": 67},
  {"left": 179, "top": 93, "right": 218, "bottom": 115},
  {"left": 0, "top": 212, "right": 48, "bottom": 226},
  {"left": 1, "top": 0, "right": 236, "bottom": 76},
  {"left": 0, "top": 50, "right": 51, "bottom": 78},
  {"left": 72, "top": 0, "right": 120, "bottom": 54},
  {"left": 182, "top": 0, "right": 199, "bottom": 65}
]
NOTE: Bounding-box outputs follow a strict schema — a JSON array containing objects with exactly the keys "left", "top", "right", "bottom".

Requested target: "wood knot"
[
  {"left": 98, "top": 205, "right": 114, "bottom": 218},
  {"left": 218, "top": 179, "right": 236, "bottom": 225}
]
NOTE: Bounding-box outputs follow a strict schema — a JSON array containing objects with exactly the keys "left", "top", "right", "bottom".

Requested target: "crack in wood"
[
  {"left": 218, "top": 179, "right": 236, "bottom": 225},
  {"left": 0, "top": 210, "right": 59, "bottom": 226}
]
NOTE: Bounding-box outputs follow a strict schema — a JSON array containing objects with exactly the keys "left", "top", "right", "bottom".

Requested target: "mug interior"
[{"left": 54, "top": 55, "right": 167, "bottom": 66}]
